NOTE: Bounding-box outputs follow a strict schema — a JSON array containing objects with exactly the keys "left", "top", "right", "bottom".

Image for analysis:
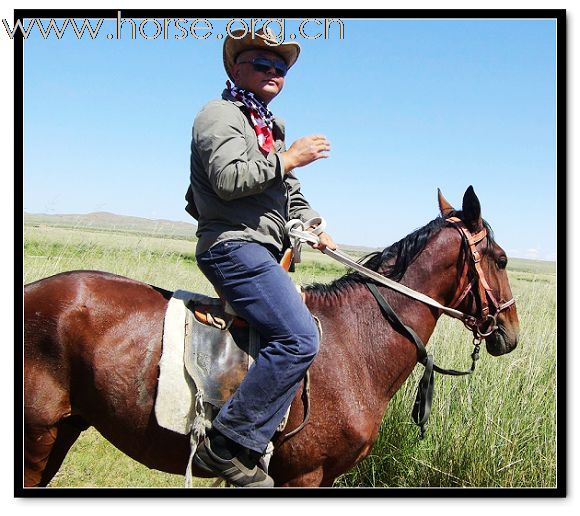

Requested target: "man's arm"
[{"left": 193, "top": 102, "right": 284, "bottom": 201}]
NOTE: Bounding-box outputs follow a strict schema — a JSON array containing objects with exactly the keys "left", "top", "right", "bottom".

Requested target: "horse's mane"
[{"left": 305, "top": 211, "right": 495, "bottom": 297}]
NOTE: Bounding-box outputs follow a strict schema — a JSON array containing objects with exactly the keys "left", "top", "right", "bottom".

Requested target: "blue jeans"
[{"left": 196, "top": 240, "right": 320, "bottom": 454}]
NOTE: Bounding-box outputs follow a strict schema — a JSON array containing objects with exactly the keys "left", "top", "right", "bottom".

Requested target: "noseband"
[{"left": 445, "top": 217, "right": 516, "bottom": 339}]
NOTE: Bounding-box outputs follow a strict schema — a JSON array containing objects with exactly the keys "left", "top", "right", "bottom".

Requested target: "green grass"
[{"left": 23, "top": 223, "right": 557, "bottom": 488}]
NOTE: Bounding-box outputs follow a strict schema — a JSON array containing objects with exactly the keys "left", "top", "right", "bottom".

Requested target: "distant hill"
[
  {"left": 22, "top": 211, "right": 380, "bottom": 255},
  {"left": 22, "top": 211, "right": 555, "bottom": 272},
  {"left": 23, "top": 211, "right": 198, "bottom": 240}
]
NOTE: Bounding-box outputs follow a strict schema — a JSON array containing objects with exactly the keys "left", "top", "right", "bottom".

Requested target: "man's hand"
[
  {"left": 281, "top": 135, "right": 330, "bottom": 174},
  {"left": 310, "top": 231, "right": 337, "bottom": 252}
]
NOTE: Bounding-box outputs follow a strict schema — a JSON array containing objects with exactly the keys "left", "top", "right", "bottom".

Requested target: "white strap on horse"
[{"left": 285, "top": 218, "right": 465, "bottom": 320}]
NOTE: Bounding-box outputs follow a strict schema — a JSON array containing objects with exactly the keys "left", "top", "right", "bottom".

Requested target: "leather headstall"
[{"left": 445, "top": 217, "right": 515, "bottom": 338}]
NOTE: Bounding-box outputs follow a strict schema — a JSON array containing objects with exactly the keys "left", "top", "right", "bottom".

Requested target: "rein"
[
  {"left": 286, "top": 217, "right": 515, "bottom": 338},
  {"left": 366, "top": 282, "right": 480, "bottom": 438},
  {"left": 286, "top": 216, "right": 515, "bottom": 437}
]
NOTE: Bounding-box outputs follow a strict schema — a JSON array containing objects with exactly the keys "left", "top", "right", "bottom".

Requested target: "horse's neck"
[
  {"left": 362, "top": 285, "right": 441, "bottom": 402},
  {"left": 305, "top": 230, "right": 459, "bottom": 408},
  {"left": 351, "top": 245, "right": 455, "bottom": 403}
]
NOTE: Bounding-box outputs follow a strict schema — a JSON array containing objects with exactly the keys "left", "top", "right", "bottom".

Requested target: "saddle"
[
  {"left": 185, "top": 297, "right": 262, "bottom": 410},
  {"left": 155, "top": 291, "right": 262, "bottom": 432}
]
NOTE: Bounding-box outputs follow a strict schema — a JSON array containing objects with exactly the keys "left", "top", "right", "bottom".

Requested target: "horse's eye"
[{"left": 497, "top": 256, "right": 508, "bottom": 270}]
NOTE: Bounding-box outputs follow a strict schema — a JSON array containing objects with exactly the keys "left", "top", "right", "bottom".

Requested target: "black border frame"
[{"left": 14, "top": 8, "right": 566, "bottom": 498}]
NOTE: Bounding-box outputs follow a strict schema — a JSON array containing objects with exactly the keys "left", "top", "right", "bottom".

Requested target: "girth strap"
[
  {"left": 366, "top": 282, "right": 480, "bottom": 438},
  {"left": 277, "top": 371, "right": 311, "bottom": 443}
]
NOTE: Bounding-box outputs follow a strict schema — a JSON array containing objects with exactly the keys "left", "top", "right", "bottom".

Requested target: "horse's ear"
[
  {"left": 462, "top": 186, "right": 483, "bottom": 230},
  {"left": 437, "top": 188, "right": 455, "bottom": 217}
]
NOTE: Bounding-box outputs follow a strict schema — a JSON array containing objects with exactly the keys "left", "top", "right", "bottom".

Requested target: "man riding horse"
[{"left": 186, "top": 27, "right": 336, "bottom": 487}]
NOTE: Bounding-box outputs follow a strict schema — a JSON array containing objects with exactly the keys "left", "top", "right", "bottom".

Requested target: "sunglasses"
[{"left": 236, "top": 57, "right": 288, "bottom": 77}]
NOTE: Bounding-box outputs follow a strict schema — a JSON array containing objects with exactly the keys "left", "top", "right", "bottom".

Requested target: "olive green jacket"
[{"left": 188, "top": 90, "right": 320, "bottom": 255}]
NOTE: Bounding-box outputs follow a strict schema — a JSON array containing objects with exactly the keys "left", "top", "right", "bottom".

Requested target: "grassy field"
[{"left": 22, "top": 220, "right": 557, "bottom": 489}]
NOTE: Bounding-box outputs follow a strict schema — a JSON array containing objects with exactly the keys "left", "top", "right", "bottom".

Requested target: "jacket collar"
[
  {"left": 222, "top": 88, "right": 244, "bottom": 107},
  {"left": 222, "top": 89, "right": 285, "bottom": 137}
]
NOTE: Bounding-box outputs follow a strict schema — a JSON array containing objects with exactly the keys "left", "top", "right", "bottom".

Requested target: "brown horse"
[{"left": 23, "top": 187, "right": 519, "bottom": 488}]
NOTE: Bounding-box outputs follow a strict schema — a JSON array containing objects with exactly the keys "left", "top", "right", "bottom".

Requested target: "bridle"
[
  {"left": 445, "top": 216, "right": 516, "bottom": 339},
  {"left": 286, "top": 215, "right": 517, "bottom": 437}
]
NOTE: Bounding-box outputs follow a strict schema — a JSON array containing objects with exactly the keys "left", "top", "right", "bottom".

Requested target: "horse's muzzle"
[{"left": 485, "top": 324, "right": 518, "bottom": 356}]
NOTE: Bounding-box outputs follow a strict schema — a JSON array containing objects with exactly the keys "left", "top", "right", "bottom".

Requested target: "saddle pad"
[{"left": 155, "top": 290, "right": 198, "bottom": 435}]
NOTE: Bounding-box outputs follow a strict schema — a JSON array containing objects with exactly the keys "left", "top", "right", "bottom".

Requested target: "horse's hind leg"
[
  {"left": 24, "top": 422, "right": 59, "bottom": 487},
  {"left": 23, "top": 366, "right": 76, "bottom": 487},
  {"left": 24, "top": 416, "right": 86, "bottom": 487},
  {"left": 41, "top": 417, "right": 88, "bottom": 486}
]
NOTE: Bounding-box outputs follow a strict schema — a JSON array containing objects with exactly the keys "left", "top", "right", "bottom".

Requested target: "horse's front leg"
[{"left": 276, "top": 468, "right": 335, "bottom": 487}]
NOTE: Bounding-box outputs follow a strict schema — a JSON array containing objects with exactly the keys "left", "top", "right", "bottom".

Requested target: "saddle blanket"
[
  {"left": 155, "top": 290, "right": 197, "bottom": 434},
  {"left": 155, "top": 290, "right": 259, "bottom": 435}
]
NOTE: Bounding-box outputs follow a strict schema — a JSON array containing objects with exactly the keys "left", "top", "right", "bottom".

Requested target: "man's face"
[{"left": 231, "top": 49, "right": 286, "bottom": 104}]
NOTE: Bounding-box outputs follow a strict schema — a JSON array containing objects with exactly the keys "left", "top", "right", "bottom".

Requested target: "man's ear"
[{"left": 231, "top": 63, "right": 241, "bottom": 83}]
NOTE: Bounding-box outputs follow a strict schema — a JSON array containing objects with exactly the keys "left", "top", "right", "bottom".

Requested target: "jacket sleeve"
[
  {"left": 193, "top": 102, "right": 285, "bottom": 201},
  {"left": 272, "top": 119, "right": 321, "bottom": 224},
  {"left": 286, "top": 173, "right": 321, "bottom": 223}
]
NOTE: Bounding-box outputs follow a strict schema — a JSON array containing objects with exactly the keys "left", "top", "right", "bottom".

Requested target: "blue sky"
[{"left": 22, "top": 16, "right": 557, "bottom": 260}]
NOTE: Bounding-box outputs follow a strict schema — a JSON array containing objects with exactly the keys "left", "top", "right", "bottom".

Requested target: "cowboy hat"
[{"left": 223, "top": 28, "right": 300, "bottom": 81}]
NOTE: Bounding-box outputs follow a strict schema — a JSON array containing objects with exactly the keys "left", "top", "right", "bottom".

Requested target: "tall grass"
[
  {"left": 23, "top": 224, "right": 557, "bottom": 488},
  {"left": 23, "top": 225, "right": 344, "bottom": 294}
]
